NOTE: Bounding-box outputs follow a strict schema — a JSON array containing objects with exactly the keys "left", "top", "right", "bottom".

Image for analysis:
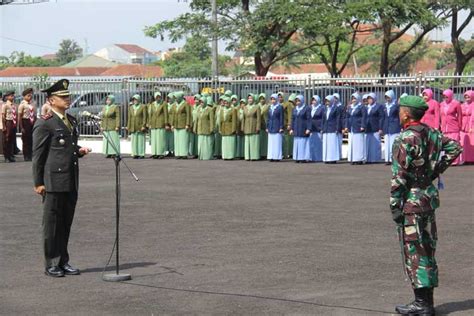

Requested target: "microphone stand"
[{"left": 88, "top": 116, "right": 138, "bottom": 282}]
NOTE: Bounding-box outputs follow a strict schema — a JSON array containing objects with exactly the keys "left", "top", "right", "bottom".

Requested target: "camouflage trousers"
[{"left": 400, "top": 212, "right": 438, "bottom": 289}]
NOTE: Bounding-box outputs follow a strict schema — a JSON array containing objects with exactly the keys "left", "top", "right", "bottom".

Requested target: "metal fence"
[{"left": 1, "top": 73, "right": 473, "bottom": 136}]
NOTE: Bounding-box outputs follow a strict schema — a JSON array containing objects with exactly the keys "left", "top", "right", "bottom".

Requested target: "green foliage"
[
  {"left": 0, "top": 51, "right": 60, "bottom": 70},
  {"left": 56, "top": 39, "right": 83, "bottom": 64},
  {"left": 158, "top": 34, "right": 231, "bottom": 77}
]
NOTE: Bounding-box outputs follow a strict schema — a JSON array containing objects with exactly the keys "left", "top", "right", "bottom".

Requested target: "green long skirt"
[
  {"left": 214, "top": 132, "right": 222, "bottom": 157},
  {"left": 165, "top": 130, "right": 174, "bottom": 154},
  {"left": 189, "top": 132, "right": 198, "bottom": 156},
  {"left": 197, "top": 135, "right": 214, "bottom": 160},
  {"left": 244, "top": 134, "right": 260, "bottom": 160},
  {"left": 174, "top": 128, "right": 189, "bottom": 157},
  {"left": 221, "top": 135, "right": 236, "bottom": 160},
  {"left": 259, "top": 129, "right": 268, "bottom": 157},
  {"left": 131, "top": 132, "right": 145, "bottom": 157},
  {"left": 102, "top": 130, "right": 120, "bottom": 156},
  {"left": 150, "top": 128, "right": 166, "bottom": 156},
  {"left": 235, "top": 135, "right": 244, "bottom": 158},
  {"left": 283, "top": 131, "right": 293, "bottom": 158}
]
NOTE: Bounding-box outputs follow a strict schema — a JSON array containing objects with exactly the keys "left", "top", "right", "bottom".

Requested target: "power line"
[{"left": 0, "top": 35, "right": 56, "bottom": 51}]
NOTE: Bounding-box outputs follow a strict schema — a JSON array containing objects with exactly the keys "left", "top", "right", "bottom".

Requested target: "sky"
[{"left": 0, "top": 0, "right": 472, "bottom": 58}]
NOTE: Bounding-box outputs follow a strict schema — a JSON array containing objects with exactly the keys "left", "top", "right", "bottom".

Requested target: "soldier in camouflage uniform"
[{"left": 390, "top": 95, "right": 462, "bottom": 315}]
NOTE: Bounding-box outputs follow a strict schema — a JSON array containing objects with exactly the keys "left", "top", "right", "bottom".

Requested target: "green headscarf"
[
  {"left": 107, "top": 94, "right": 115, "bottom": 105},
  {"left": 132, "top": 94, "right": 141, "bottom": 102},
  {"left": 288, "top": 93, "right": 297, "bottom": 103},
  {"left": 240, "top": 98, "right": 247, "bottom": 105},
  {"left": 194, "top": 93, "right": 201, "bottom": 100},
  {"left": 154, "top": 91, "right": 162, "bottom": 99},
  {"left": 175, "top": 91, "right": 184, "bottom": 103},
  {"left": 258, "top": 93, "right": 266, "bottom": 103},
  {"left": 206, "top": 96, "right": 214, "bottom": 107},
  {"left": 224, "top": 90, "right": 232, "bottom": 97}
]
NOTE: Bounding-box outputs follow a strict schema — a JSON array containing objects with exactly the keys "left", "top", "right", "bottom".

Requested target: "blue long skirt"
[
  {"left": 366, "top": 132, "right": 382, "bottom": 162},
  {"left": 293, "top": 136, "right": 310, "bottom": 161},
  {"left": 347, "top": 132, "right": 366, "bottom": 162},
  {"left": 309, "top": 132, "right": 323, "bottom": 162},
  {"left": 267, "top": 133, "right": 282, "bottom": 160},
  {"left": 323, "top": 133, "right": 340, "bottom": 162},
  {"left": 384, "top": 133, "right": 399, "bottom": 162}
]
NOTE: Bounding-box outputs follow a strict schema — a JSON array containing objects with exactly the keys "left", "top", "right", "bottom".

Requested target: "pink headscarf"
[
  {"left": 464, "top": 90, "right": 474, "bottom": 104},
  {"left": 422, "top": 88, "right": 433, "bottom": 101},
  {"left": 442, "top": 89, "right": 454, "bottom": 103}
]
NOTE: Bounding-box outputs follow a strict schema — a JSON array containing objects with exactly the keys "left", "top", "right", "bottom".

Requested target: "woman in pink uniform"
[
  {"left": 461, "top": 90, "right": 474, "bottom": 163},
  {"left": 420, "top": 88, "right": 440, "bottom": 129},
  {"left": 440, "top": 89, "right": 463, "bottom": 165}
]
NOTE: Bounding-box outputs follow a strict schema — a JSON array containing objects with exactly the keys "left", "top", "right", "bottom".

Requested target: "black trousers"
[
  {"left": 42, "top": 191, "right": 78, "bottom": 268},
  {"left": 3, "top": 121, "right": 15, "bottom": 160},
  {"left": 21, "top": 119, "right": 34, "bottom": 160}
]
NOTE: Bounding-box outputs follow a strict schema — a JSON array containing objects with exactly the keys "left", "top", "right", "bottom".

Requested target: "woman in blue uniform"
[
  {"left": 266, "top": 93, "right": 284, "bottom": 161},
  {"left": 290, "top": 95, "right": 311, "bottom": 163},
  {"left": 382, "top": 89, "right": 401, "bottom": 164},
  {"left": 365, "top": 92, "right": 384, "bottom": 163},
  {"left": 309, "top": 95, "right": 324, "bottom": 162},
  {"left": 322, "top": 95, "right": 341, "bottom": 164},
  {"left": 344, "top": 92, "right": 367, "bottom": 165}
]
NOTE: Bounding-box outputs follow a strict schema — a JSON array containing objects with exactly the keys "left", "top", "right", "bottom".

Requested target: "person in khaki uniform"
[
  {"left": 126, "top": 94, "right": 147, "bottom": 159},
  {"left": 18, "top": 88, "right": 37, "bottom": 161},
  {"left": 235, "top": 98, "right": 246, "bottom": 159},
  {"left": 219, "top": 96, "right": 238, "bottom": 160},
  {"left": 0, "top": 92, "right": 3, "bottom": 155},
  {"left": 172, "top": 91, "right": 191, "bottom": 159},
  {"left": 101, "top": 94, "right": 121, "bottom": 158},
  {"left": 195, "top": 96, "right": 215, "bottom": 160},
  {"left": 148, "top": 91, "right": 169, "bottom": 159},
  {"left": 189, "top": 94, "right": 201, "bottom": 159},
  {"left": 280, "top": 92, "right": 295, "bottom": 159},
  {"left": 258, "top": 93, "right": 269, "bottom": 159},
  {"left": 242, "top": 93, "right": 261, "bottom": 161},
  {"left": 2, "top": 90, "right": 17, "bottom": 162}
]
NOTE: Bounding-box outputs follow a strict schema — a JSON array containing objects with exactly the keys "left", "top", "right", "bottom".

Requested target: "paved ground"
[{"left": 0, "top": 155, "right": 473, "bottom": 315}]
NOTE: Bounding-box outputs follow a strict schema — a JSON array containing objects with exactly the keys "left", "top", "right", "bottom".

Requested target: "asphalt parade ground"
[{"left": 0, "top": 155, "right": 473, "bottom": 315}]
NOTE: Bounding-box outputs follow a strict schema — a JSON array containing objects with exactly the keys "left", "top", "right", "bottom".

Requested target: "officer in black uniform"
[{"left": 32, "top": 79, "right": 92, "bottom": 277}]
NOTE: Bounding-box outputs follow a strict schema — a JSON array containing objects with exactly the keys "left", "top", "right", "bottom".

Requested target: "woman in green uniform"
[
  {"left": 127, "top": 94, "right": 147, "bottom": 159},
  {"left": 101, "top": 94, "right": 121, "bottom": 158},
  {"left": 213, "top": 96, "right": 223, "bottom": 159},
  {"left": 189, "top": 94, "right": 201, "bottom": 158},
  {"left": 148, "top": 91, "right": 169, "bottom": 159},
  {"left": 235, "top": 98, "right": 246, "bottom": 159},
  {"left": 195, "top": 96, "right": 215, "bottom": 160},
  {"left": 219, "top": 96, "right": 238, "bottom": 160},
  {"left": 172, "top": 91, "right": 191, "bottom": 159},
  {"left": 258, "top": 93, "right": 269, "bottom": 159},
  {"left": 242, "top": 93, "right": 261, "bottom": 161},
  {"left": 165, "top": 92, "right": 176, "bottom": 156}
]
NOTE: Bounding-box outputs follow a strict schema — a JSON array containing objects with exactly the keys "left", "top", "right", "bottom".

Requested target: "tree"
[
  {"left": 157, "top": 34, "right": 231, "bottom": 77},
  {"left": 372, "top": 1, "right": 450, "bottom": 76},
  {"left": 450, "top": 4, "right": 473, "bottom": 75},
  {"left": 56, "top": 39, "right": 83, "bottom": 64},
  {"left": 145, "top": 0, "right": 340, "bottom": 76}
]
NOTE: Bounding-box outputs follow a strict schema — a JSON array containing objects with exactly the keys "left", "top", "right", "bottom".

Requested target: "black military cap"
[
  {"left": 41, "top": 79, "right": 70, "bottom": 97},
  {"left": 22, "top": 87, "right": 34, "bottom": 96},
  {"left": 3, "top": 89, "right": 15, "bottom": 96}
]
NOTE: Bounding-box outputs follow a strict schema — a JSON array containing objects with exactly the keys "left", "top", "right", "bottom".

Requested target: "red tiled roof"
[
  {"left": 115, "top": 44, "right": 153, "bottom": 55},
  {"left": 100, "top": 65, "right": 163, "bottom": 77},
  {"left": 0, "top": 67, "right": 108, "bottom": 77}
]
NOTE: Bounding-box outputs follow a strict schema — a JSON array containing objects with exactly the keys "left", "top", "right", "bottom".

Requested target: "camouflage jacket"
[{"left": 390, "top": 122, "right": 462, "bottom": 215}]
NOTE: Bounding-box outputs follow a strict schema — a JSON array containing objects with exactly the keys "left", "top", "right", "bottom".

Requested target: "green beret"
[{"left": 399, "top": 95, "right": 428, "bottom": 111}]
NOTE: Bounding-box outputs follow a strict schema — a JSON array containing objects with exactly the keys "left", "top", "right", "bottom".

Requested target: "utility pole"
[{"left": 211, "top": 0, "right": 218, "bottom": 78}]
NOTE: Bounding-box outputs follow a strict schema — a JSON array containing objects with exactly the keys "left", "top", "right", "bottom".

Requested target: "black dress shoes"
[
  {"left": 45, "top": 266, "right": 65, "bottom": 277},
  {"left": 60, "top": 263, "right": 80, "bottom": 275}
]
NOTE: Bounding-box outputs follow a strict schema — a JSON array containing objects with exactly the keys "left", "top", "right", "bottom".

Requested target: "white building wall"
[{"left": 94, "top": 45, "right": 131, "bottom": 64}]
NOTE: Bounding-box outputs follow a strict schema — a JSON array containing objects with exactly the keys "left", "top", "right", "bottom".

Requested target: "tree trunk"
[
  {"left": 379, "top": 21, "right": 392, "bottom": 77},
  {"left": 254, "top": 52, "right": 270, "bottom": 76}
]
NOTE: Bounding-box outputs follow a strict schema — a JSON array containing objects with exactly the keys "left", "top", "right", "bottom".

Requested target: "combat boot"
[{"left": 395, "top": 288, "right": 435, "bottom": 315}]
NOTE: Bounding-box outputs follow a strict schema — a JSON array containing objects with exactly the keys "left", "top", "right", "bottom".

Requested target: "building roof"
[
  {"left": 115, "top": 44, "right": 153, "bottom": 55},
  {"left": 100, "top": 65, "right": 163, "bottom": 77},
  {"left": 0, "top": 67, "right": 109, "bottom": 77},
  {"left": 62, "top": 54, "right": 121, "bottom": 68},
  {"left": 41, "top": 53, "right": 57, "bottom": 61}
]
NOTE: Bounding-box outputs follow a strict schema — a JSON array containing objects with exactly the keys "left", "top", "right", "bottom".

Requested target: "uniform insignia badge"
[
  {"left": 59, "top": 139, "right": 66, "bottom": 145},
  {"left": 63, "top": 81, "right": 68, "bottom": 89}
]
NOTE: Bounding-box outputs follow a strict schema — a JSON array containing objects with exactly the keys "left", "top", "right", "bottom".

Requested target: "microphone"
[{"left": 81, "top": 111, "right": 101, "bottom": 120}]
